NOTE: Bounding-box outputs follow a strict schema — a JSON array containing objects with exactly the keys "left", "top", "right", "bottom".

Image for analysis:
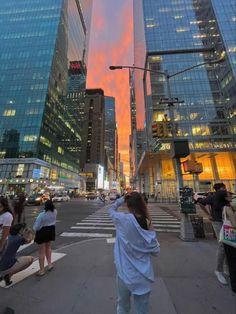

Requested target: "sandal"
[
  {"left": 47, "top": 265, "right": 54, "bottom": 272},
  {"left": 36, "top": 270, "right": 46, "bottom": 277}
]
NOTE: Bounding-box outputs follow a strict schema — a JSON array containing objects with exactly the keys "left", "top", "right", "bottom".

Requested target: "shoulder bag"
[{"left": 219, "top": 206, "right": 236, "bottom": 248}]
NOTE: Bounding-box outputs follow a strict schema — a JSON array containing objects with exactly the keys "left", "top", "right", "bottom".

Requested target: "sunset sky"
[{"left": 86, "top": 0, "right": 135, "bottom": 175}]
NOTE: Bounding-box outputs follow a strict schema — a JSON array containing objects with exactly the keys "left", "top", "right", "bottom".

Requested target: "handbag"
[
  {"left": 219, "top": 206, "right": 236, "bottom": 248},
  {"left": 10, "top": 223, "right": 34, "bottom": 243}
]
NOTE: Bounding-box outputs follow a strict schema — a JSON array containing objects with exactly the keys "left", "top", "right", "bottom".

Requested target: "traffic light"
[
  {"left": 152, "top": 121, "right": 171, "bottom": 138},
  {"left": 152, "top": 122, "right": 158, "bottom": 138}
]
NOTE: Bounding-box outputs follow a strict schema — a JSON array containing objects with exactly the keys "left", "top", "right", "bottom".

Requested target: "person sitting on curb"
[
  {"left": 108, "top": 192, "right": 160, "bottom": 314},
  {"left": 0, "top": 223, "right": 34, "bottom": 286}
]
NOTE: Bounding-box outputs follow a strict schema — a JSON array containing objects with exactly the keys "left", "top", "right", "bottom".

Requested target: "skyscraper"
[
  {"left": 104, "top": 96, "right": 116, "bottom": 167},
  {"left": 0, "top": 0, "right": 92, "bottom": 193},
  {"left": 134, "top": 0, "right": 236, "bottom": 199}
]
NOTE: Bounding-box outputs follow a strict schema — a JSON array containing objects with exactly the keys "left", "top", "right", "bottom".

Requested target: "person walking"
[
  {"left": 108, "top": 192, "right": 160, "bottom": 314},
  {"left": 13, "top": 192, "right": 26, "bottom": 224},
  {"left": 0, "top": 223, "right": 33, "bottom": 286},
  {"left": 0, "top": 198, "right": 13, "bottom": 261},
  {"left": 220, "top": 194, "right": 236, "bottom": 294},
  {"left": 198, "top": 183, "right": 228, "bottom": 285},
  {"left": 33, "top": 200, "right": 57, "bottom": 276}
]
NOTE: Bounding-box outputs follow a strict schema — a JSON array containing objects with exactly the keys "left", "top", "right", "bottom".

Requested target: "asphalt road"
[{"left": 20, "top": 198, "right": 106, "bottom": 255}]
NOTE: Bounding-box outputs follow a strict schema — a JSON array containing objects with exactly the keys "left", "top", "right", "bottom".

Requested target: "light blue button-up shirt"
[
  {"left": 33, "top": 210, "right": 57, "bottom": 231},
  {"left": 108, "top": 197, "right": 160, "bottom": 295}
]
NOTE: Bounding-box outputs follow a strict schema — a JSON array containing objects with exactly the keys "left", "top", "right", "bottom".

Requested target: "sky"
[{"left": 86, "top": 0, "right": 134, "bottom": 176}]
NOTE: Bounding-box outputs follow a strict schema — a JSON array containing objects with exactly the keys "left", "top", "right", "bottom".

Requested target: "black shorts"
[{"left": 34, "top": 226, "right": 55, "bottom": 245}]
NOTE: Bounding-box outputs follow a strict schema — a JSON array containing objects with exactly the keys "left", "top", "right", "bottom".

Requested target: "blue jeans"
[{"left": 117, "top": 276, "right": 150, "bottom": 314}]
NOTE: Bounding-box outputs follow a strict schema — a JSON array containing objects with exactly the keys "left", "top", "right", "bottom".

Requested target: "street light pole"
[
  {"left": 109, "top": 50, "right": 225, "bottom": 192},
  {"left": 109, "top": 52, "right": 225, "bottom": 241}
]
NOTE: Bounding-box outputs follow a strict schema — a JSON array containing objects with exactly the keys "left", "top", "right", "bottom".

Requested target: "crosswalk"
[{"left": 60, "top": 207, "right": 180, "bottom": 240}]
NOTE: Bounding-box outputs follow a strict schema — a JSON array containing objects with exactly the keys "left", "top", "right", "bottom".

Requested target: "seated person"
[{"left": 0, "top": 223, "right": 34, "bottom": 286}]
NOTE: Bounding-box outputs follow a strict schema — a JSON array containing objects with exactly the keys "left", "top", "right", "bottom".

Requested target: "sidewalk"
[{"left": 1, "top": 232, "right": 235, "bottom": 314}]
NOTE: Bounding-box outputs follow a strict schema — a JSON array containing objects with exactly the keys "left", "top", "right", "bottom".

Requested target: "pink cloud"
[{"left": 87, "top": 0, "right": 134, "bottom": 176}]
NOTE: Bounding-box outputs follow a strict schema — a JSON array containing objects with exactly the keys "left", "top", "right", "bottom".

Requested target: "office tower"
[
  {"left": 104, "top": 96, "right": 116, "bottom": 167},
  {"left": 0, "top": 0, "right": 92, "bottom": 194},
  {"left": 81, "top": 89, "right": 105, "bottom": 168},
  {"left": 134, "top": 0, "right": 236, "bottom": 199},
  {"left": 66, "top": 61, "right": 86, "bottom": 159},
  {"left": 129, "top": 69, "right": 137, "bottom": 133},
  {"left": 81, "top": 89, "right": 105, "bottom": 191}
]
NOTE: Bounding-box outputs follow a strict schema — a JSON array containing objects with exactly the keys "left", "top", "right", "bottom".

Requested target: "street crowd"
[{"left": 0, "top": 186, "right": 235, "bottom": 313}]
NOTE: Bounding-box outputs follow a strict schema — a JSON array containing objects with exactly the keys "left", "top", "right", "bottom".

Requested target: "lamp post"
[
  {"left": 109, "top": 52, "right": 225, "bottom": 240},
  {"left": 109, "top": 51, "right": 225, "bottom": 191}
]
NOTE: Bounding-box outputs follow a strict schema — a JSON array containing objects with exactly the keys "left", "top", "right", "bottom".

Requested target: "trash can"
[{"left": 190, "top": 215, "right": 205, "bottom": 238}]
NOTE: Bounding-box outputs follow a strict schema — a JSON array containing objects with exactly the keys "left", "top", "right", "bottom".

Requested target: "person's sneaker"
[{"left": 214, "top": 271, "right": 228, "bottom": 285}]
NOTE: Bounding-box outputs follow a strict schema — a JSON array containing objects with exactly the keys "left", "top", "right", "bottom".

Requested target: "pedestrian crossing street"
[{"left": 60, "top": 207, "right": 180, "bottom": 240}]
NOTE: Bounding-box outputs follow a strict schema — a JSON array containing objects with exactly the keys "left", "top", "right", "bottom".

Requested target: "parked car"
[
  {"left": 85, "top": 192, "right": 97, "bottom": 200},
  {"left": 52, "top": 194, "right": 70, "bottom": 202},
  {"left": 27, "top": 194, "right": 44, "bottom": 205}
]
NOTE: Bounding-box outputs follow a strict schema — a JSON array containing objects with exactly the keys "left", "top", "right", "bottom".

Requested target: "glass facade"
[
  {"left": 104, "top": 96, "right": 116, "bottom": 167},
  {"left": 134, "top": 0, "right": 236, "bottom": 197},
  {"left": 0, "top": 0, "right": 91, "bottom": 192}
]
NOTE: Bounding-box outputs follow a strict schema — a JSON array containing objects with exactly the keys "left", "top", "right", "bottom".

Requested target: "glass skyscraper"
[
  {"left": 104, "top": 96, "right": 116, "bottom": 168},
  {"left": 0, "top": 0, "right": 92, "bottom": 194},
  {"left": 134, "top": 0, "right": 236, "bottom": 199}
]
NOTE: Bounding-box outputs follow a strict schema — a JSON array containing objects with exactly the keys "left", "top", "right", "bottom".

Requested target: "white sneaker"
[{"left": 214, "top": 271, "right": 228, "bottom": 285}]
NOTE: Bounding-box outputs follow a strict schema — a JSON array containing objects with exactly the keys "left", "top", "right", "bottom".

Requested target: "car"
[
  {"left": 85, "top": 192, "right": 97, "bottom": 200},
  {"left": 109, "top": 191, "right": 118, "bottom": 200},
  {"left": 27, "top": 194, "right": 44, "bottom": 205},
  {"left": 193, "top": 192, "right": 207, "bottom": 203},
  {"left": 52, "top": 194, "right": 70, "bottom": 202}
]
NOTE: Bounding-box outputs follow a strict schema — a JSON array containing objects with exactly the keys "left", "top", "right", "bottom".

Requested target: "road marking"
[
  {"left": 60, "top": 232, "right": 113, "bottom": 238},
  {"left": 0, "top": 252, "right": 66, "bottom": 288},
  {"left": 107, "top": 238, "right": 116, "bottom": 244},
  {"left": 76, "top": 222, "right": 114, "bottom": 226},
  {"left": 17, "top": 241, "right": 34, "bottom": 252},
  {"left": 71, "top": 226, "right": 116, "bottom": 230}
]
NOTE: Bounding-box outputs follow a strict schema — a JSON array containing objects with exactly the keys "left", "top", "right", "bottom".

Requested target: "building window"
[
  {"left": 3, "top": 109, "right": 16, "bottom": 116},
  {"left": 40, "top": 136, "right": 52, "bottom": 148},
  {"left": 58, "top": 146, "right": 64, "bottom": 155},
  {"left": 23, "top": 135, "right": 37, "bottom": 142}
]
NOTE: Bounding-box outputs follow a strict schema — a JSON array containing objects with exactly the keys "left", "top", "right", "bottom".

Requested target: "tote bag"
[{"left": 219, "top": 206, "right": 236, "bottom": 248}]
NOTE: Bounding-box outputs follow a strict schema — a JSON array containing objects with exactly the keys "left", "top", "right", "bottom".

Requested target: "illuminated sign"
[
  {"left": 97, "top": 165, "right": 104, "bottom": 189},
  {"left": 79, "top": 172, "right": 94, "bottom": 178},
  {"left": 183, "top": 160, "right": 203, "bottom": 174},
  {"left": 69, "top": 61, "right": 83, "bottom": 74}
]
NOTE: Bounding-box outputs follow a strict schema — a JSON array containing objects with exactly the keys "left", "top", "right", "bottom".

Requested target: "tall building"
[
  {"left": 104, "top": 96, "right": 116, "bottom": 167},
  {"left": 81, "top": 89, "right": 105, "bottom": 191},
  {"left": 66, "top": 61, "right": 86, "bottom": 160},
  {"left": 134, "top": 0, "right": 236, "bottom": 199},
  {"left": 0, "top": 0, "right": 92, "bottom": 194},
  {"left": 129, "top": 69, "right": 137, "bottom": 133}
]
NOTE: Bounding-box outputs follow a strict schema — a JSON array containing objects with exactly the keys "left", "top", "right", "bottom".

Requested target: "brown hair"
[{"left": 125, "top": 192, "right": 149, "bottom": 220}]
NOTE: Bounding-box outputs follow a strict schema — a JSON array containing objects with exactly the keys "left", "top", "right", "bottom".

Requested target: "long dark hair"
[
  {"left": 125, "top": 192, "right": 149, "bottom": 219},
  {"left": 44, "top": 200, "right": 55, "bottom": 212},
  {"left": 0, "top": 197, "right": 13, "bottom": 215}
]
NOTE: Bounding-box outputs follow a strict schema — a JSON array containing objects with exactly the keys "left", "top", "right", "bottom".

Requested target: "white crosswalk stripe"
[
  {"left": 60, "top": 207, "right": 180, "bottom": 240},
  {"left": 0, "top": 252, "right": 66, "bottom": 288}
]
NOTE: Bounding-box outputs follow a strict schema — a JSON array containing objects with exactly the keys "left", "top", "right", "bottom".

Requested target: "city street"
[
  {"left": 20, "top": 198, "right": 107, "bottom": 254},
  {"left": 1, "top": 201, "right": 235, "bottom": 314}
]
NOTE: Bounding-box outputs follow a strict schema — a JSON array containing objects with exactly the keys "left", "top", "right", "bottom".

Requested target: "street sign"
[
  {"left": 151, "top": 138, "right": 162, "bottom": 152},
  {"left": 183, "top": 160, "right": 203, "bottom": 174}
]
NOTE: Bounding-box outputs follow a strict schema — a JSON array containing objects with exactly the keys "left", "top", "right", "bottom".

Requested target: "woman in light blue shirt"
[
  {"left": 108, "top": 192, "right": 160, "bottom": 314},
  {"left": 33, "top": 200, "right": 57, "bottom": 276}
]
